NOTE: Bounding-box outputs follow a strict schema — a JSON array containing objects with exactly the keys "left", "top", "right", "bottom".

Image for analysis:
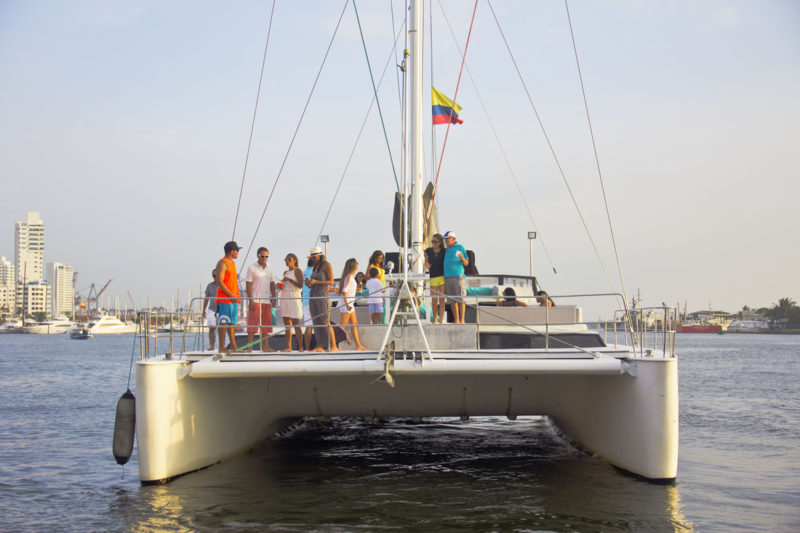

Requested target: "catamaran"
[{"left": 125, "top": 1, "right": 678, "bottom": 484}]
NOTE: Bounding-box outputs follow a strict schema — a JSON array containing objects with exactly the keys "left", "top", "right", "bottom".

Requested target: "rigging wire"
[
  {"left": 242, "top": 0, "right": 349, "bottom": 265},
  {"left": 428, "top": 0, "right": 438, "bottom": 208},
  {"left": 390, "top": 0, "right": 403, "bottom": 108},
  {"left": 426, "top": 0, "right": 479, "bottom": 227},
  {"left": 433, "top": 0, "right": 559, "bottom": 278},
  {"left": 314, "top": 20, "right": 406, "bottom": 244},
  {"left": 232, "top": 0, "right": 277, "bottom": 241},
  {"left": 486, "top": 0, "right": 621, "bottom": 303},
  {"left": 564, "top": 0, "right": 630, "bottom": 308},
  {"left": 352, "top": 0, "right": 399, "bottom": 191}
]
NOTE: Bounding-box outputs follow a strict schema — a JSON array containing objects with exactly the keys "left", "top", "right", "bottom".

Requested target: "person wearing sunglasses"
[
  {"left": 424, "top": 233, "right": 446, "bottom": 324},
  {"left": 245, "top": 246, "right": 276, "bottom": 352}
]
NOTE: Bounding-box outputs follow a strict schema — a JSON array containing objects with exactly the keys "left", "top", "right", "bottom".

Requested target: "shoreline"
[{"left": 723, "top": 329, "right": 800, "bottom": 335}]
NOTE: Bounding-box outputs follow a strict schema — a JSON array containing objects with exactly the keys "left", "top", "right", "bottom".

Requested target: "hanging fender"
[{"left": 112, "top": 389, "right": 136, "bottom": 465}]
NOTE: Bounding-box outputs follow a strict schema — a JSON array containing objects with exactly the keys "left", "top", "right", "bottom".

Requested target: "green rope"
[{"left": 352, "top": 0, "right": 399, "bottom": 191}]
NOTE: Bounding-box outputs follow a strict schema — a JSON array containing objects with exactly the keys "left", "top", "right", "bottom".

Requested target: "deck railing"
[
  {"left": 601, "top": 306, "right": 678, "bottom": 358},
  {"left": 135, "top": 289, "right": 677, "bottom": 360}
]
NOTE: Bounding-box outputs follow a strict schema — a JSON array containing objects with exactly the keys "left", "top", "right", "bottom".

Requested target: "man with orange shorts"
[{"left": 245, "top": 246, "right": 276, "bottom": 352}]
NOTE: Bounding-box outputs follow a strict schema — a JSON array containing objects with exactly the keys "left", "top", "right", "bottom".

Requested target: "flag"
[{"left": 432, "top": 86, "right": 463, "bottom": 125}]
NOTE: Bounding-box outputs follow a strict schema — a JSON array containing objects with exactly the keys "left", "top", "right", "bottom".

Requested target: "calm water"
[{"left": 0, "top": 333, "right": 797, "bottom": 531}]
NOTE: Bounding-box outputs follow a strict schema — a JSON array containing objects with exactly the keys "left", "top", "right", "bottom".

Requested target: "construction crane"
[{"left": 87, "top": 279, "right": 113, "bottom": 317}]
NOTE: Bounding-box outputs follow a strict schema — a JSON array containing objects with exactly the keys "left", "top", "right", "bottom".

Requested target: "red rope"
[{"left": 424, "top": 0, "right": 479, "bottom": 235}]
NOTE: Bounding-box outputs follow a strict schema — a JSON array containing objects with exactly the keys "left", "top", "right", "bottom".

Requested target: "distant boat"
[
  {"left": 70, "top": 327, "right": 93, "bottom": 340},
  {"left": 0, "top": 319, "right": 25, "bottom": 334},
  {"left": 678, "top": 323, "right": 722, "bottom": 334},
  {"left": 86, "top": 315, "right": 137, "bottom": 335},
  {"left": 25, "top": 316, "right": 76, "bottom": 334},
  {"left": 727, "top": 319, "right": 769, "bottom": 332}
]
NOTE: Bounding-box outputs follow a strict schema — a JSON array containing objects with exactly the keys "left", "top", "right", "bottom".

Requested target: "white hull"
[
  {"left": 25, "top": 322, "right": 75, "bottom": 334},
  {"left": 135, "top": 335, "right": 677, "bottom": 483},
  {"left": 90, "top": 326, "right": 137, "bottom": 334},
  {"left": 87, "top": 316, "right": 137, "bottom": 335}
]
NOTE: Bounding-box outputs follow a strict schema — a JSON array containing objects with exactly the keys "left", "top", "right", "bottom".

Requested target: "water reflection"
[{"left": 115, "top": 417, "right": 693, "bottom": 532}]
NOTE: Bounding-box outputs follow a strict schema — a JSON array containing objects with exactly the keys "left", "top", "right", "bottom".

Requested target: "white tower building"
[
  {"left": 0, "top": 256, "right": 14, "bottom": 286},
  {"left": 15, "top": 211, "right": 45, "bottom": 284},
  {"left": 48, "top": 262, "right": 74, "bottom": 318},
  {"left": 0, "top": 256, "right": 14, "bottom": 314}
]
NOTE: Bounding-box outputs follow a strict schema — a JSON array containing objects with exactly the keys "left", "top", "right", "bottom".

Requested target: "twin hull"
[{"left": 135, "top": 354, "right": 678, "bottom": 483}]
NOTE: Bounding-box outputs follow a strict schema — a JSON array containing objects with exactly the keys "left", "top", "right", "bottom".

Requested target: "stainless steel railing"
[{"left": 134, "top": 290, "right": 677, "bottom": 360}]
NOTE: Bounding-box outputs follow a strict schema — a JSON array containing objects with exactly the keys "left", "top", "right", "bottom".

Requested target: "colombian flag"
[{"left": 432, "top": 87, "right": 463, "bottom": 125}]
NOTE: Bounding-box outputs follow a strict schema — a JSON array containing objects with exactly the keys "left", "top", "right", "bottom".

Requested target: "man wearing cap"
[
  {"left": 215, "top": 241, "right": 242, "bottom": 353},
  {"left": 443, "top": 230, "right": 468, "bottom": 324},
  {"left": 245, "top": 246, "right": 276, "bottom": 352}
]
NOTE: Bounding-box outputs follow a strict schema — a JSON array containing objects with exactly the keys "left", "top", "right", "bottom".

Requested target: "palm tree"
[{"left": 767, "top": 297, "right": 797, "bottom": 327}]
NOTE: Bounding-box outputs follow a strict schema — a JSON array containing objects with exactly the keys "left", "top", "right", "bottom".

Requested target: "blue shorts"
[
  {"left": 217, "top": 302, "right": 238, "bottom": 325},
  {"left": 369, "top": 303, "right": 384, "bottom": 314}
]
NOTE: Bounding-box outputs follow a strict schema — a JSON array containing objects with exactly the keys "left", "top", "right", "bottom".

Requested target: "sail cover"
[{"left": 392, "top": 182, "right": 439, "bottom": 248}]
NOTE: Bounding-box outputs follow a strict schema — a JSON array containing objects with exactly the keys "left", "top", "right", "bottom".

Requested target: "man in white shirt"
[{"left": 245, "top": 247, "right": 277, "bottom": 351}]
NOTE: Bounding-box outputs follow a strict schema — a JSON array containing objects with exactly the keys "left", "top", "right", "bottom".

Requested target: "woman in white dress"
[
  {"left": 280, "top": 253, "right": 304, "bottom": 352},
  {"left": 337, "top": 258, "right": 367, "bottom": 351}
]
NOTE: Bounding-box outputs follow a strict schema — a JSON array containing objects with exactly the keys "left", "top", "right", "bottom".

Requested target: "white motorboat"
[
  {"left": 25, "top": 316, "right": 76, "bottom": 334},
  {"left": 130, "top": 2, "right": 679, "bottom": 485},
  {"left": 87, "top": 315, "right": 137, "bottom": 335}
]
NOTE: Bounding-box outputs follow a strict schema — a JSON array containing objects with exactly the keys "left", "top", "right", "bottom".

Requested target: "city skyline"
[{"left": 1, "top": 1, "right": 798, "bottom": 318}]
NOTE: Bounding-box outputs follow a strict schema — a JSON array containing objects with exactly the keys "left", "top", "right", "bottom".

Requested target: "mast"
[{"left": 408, "top": 0, "right": 424, "bottom": 277}]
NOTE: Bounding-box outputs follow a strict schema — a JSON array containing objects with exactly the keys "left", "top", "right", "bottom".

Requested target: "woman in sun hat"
[{"left": 305, "top": 246, "right": 337, "bottom": 352}]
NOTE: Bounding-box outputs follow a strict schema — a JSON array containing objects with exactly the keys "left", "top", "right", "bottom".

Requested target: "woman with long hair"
[
  {"left": 367, "top": 250, "right": 385, "bottom": 286},
  {"left": 279, "top": 253, "right": 305, "bottom": 351},
  {"left": 305, "top": 247, "right": 337, "bottom": 352},
  {"left": 424, "top": 233, "right": 446, "bottom": 323},
  {"left": 338, "top": 258, "right": 367, "bottom": 350}
]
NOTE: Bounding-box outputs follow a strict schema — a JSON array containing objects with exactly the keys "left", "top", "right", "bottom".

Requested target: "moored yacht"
[
  {"left": 25, "top": 316, "right": 76, "bottom": 334},
  {"left": 87, "top": 315, "right": 137, "bottom": 335},
  {"left": 127, "top": 1, "right": 679, "bottom": 486}
]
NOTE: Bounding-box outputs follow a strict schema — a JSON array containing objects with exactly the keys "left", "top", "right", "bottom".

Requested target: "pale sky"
[{"left": 1, "top": 0, "right": 798, "bottom": 319}]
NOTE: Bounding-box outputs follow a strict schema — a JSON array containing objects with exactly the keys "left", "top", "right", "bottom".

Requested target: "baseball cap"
[{"left": 224, "top": 241, "right": 243, "bottom": 253}]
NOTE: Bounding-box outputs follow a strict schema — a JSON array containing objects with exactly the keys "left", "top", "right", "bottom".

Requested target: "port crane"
[{"left": 85, "top": 279, "right": 112, "bottom": 317}]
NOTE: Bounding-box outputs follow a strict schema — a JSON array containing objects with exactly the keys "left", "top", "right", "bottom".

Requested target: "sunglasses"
[{"left": 258, "top": 255, "right": 269, "bottom": 259}]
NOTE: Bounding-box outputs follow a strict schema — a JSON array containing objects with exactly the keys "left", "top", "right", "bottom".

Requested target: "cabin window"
[{"left": 479, "top": 332, "right": 606, "bottom": 349}]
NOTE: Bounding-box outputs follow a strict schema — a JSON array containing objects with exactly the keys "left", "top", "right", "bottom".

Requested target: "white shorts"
[
  {"left": 302, "top": 305, "right": 312, "bottom": 327},
  {"left": 206, "top": 309, "right": 217, "bottom": 327}
]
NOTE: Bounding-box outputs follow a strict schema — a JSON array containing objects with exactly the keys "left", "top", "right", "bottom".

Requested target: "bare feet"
[
  {"left": 311, "top": 347, "right": 325, "bottom": 353},
  {"left": 356, "top": 345, "right": 368, "bottom": 351},
  {"left": 281, "top": 348, "right": 292, "bottom": 353}
]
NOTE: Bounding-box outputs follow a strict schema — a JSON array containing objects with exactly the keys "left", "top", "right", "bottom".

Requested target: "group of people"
[
  {"left": 424, "top": 231, "right": 469, "bottom": 324},
  {"left": 202, "top": 232, "right": 550, "bottom": 353},
  {"left": 202, "top": 241, "right": 399, "bottom": 353}
]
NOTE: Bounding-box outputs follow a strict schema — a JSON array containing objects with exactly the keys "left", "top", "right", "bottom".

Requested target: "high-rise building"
[
  {"left": 0, "top": 256, "right": 15, "bottom": 314},
  {"left": 0, "top": 256, "right": 14, "bottom": 286},
  {"left": 15, "top": 211, "right": 45, "bottom": 284},
  {"left": 48, "top": 262, "right": 74, "bottom": 318}
]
